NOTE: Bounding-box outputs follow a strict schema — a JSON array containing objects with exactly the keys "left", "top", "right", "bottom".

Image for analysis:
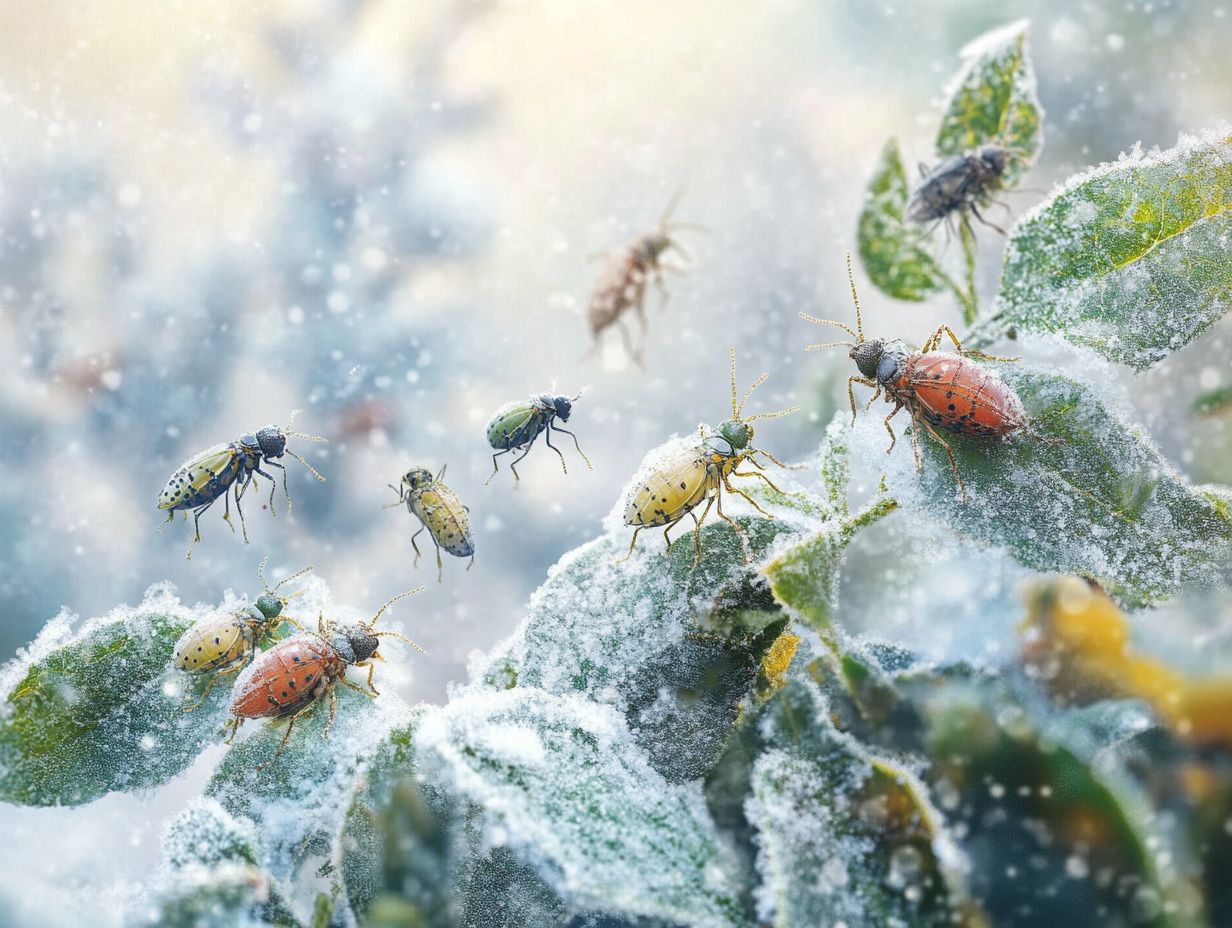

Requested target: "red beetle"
[
  {"left": 225, "top": 588, "right": 426, "bottom": 765},
  {"left": 802, "top": 255, "right": 1025, "bottom": 502}
]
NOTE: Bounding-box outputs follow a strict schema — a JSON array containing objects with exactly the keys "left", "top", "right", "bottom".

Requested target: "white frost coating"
[
  {"left": 1010, "top": 125, "right": 1232, "bottom": 235},
  {"left": 162, "top": 796, "right": 260, "bottom": 870},
  {"left": 601, "top": 430, "right": 705, "bottom": 533},
  {"left": 419, "top": 687, "right": 744, "bottom": 928},
  {"left": 956, "top": 18, "right": 1030, "bottom": 61}
]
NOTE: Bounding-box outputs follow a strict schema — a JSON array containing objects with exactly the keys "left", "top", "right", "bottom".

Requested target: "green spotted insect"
[
  {"left": 386, "top": 465, "right": 475, "bottom": 581},
  {"left": 484, "top": 392, "right": 592, "bottom": 484},
  {"left": 172, "top": 557, "right": 314, "bottom": 710},
  {"left": 622, "top": 348, "right": 798, "bottom": 564},
  {"left": 157, "top": 410, "right": 327, "bottom": 559}
]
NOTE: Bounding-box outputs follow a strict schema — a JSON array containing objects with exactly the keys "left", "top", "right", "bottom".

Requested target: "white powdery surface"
[{"left": 419, "top": 686, "right": 745, "bottom": 928}]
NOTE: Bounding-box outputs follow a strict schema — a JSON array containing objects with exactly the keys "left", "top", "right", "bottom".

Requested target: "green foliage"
[
  {"left": 987, "top": 131, "right": 1232, "bottom": 369},
  {"left": 865, "top": 363, "right": 1232, "bottom": 608},
  {"left": 935, "top": 20, "right": 1043, "bottom": 184},
  {"left": 0, "top": 593, "right": 229, "bottom": 806},
  {"left": 1194, "top": 384, "right": 1232, "bottom": 417},
  {"left": 857, "top": 139, "right": 950, "bottom": 303}
]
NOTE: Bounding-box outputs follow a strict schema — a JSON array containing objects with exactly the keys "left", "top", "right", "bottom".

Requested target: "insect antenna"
[
  {"left": 657, "top": 186, "right": 685, "bottom": 231},
  {"left": 844, "top": 251, "right": 865, "bottom": 343},
  {"left": 366, "top": 587, "right": 426, "bottom": 629},
  {"left": 744, "top": 405, "right": 800, "bottom": 423},
  {"left": 285, "top": 408, "right": 329, "bottom": 444},
  {"left": 270, "top": 562, "right": 315, "bottom": 594},
  {"left": 285, "top": 449, "right": 327, "bottom": 482},
  {"left": 372, "top": 629, "right": 429, "bottom": 656}
]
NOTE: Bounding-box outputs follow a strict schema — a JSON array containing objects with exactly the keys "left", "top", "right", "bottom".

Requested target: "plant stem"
[{"left": 959, "top": 214, "right": 979, "bottom": 325}]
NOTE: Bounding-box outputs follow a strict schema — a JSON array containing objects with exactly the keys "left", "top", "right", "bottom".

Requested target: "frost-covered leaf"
[
  {"left": 206, "top": 685, "right": 415, "bottom": 924},
  {"left": 851, "top": 360, "right": 1232, "bottom": 608},
  {"left": 1193, "top": 383, "right": 1232, "bottom": 417},
  {"left": 936, "top": 20, "right": 1042, "bottom": 185},
  {"left": 0, "top": 586, "right": 229, "bottom": 807},
  {"left": 480, "top": 483, "right": 811, "bottom": 781},
  {"left": 706, "top": 679, "right": 976, "bottom": 927},
  {"left": 858, "top": 138, "right": 948, "bottom": 302},
  {"left": 990, "top": 130, "right": 1232, "bottom": 369},
  {"left": 141, "top": 798, "right": 301, "bottom": 928},
  {"left": 419, "top": 687, "right": 747, "bottom": 928}
]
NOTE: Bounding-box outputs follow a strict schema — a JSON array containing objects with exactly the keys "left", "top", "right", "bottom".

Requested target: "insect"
[
  {"left": 225, "top": 588, "right": 426, "bottom": 766},
  {"left": 801, "top": 254, "right": 1025, "bottom": 503},
  {"left": 485, "top": 393, "right": 592, "bottom": 484},
  {"left": 585, "top": 194, "right": 697, "bottom": 366},
  {"left": 386, "top": 465, "right": 475, "bottom": 581},
  {"left": 905, "top": 143, "right": 1016, "bottom": 234},
  {"left": 622, "top": 348, "right": 798, "bottom": 565},
  {"left": 157, "top": 410, "right": 327, "bottom": 559},
  {"left": 173, "top": 557, "right": 314, "bottom": 711}
]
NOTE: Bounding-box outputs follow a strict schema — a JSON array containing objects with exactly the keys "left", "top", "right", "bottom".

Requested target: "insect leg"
[
  {"left": 261, "top": 701, "right": 318, "bottom": 767},
  {"left": 713, "top": 482, "right": 753, "bottom": 563},
  {"left": 909, "top": 415, "right": 923, "bottom": 471},
  {"left": 543, "top": 424, "right": 569, "bottom": 475},
  {"left": 690, "top": 497, "right": 714, "bottom": 566},
  {"left": 323, "top": 686, "right": 337, "bottom": 740},
  {"left": 223, "top": 717, "right": 243, "bottom": 744},
  {"left": 184, "top": 663, "right": 244, "bottom": 712},
  {"left": 938, "top": 323, "right": 1020, "bottom": 363},
  {"left": 847, "top": 376, "right": 878, "bottom": 424},
  {"left": 619, "top": 526, "right": 645, "bottom": 563},
  {"left": 723, "top": 475, "right": 777, "bottom": 519},
  {"left": 485, "top": 449, "right": 512, "bottom": 485},
  {"left": 434, "top": 538, "right": 443, "bottom": 584},
  {"left": 731, "top": 469, "right": 786, "bottom": 498},
  {"left": 254, "top": 462, "right": 283, "bottom": 516},
  {"left": 410, "top": 525, "right": 425, "bottom": 569},
  {"left": 883, "top": 404, "right": 903, "bottom": 453},
  {"left": 221, "top": 489, "right": 237, "bottom": 536},
  {"left": 551, "top": 422, "right": 593, "bottom": 472},
  {"left": 969, "top": 203, "right": 1007, "bottom": 236},
  {"left": 662, "top": 521, "right": 676, "bottom": 552},
  {"left": 157, "top": 510, "right": 175, "bottom": 535},
  {"left": 919, "top": 418, "right": 969, "bottom": 503},
  {"left": 339, "top": 675, "right": 380, "bottom": 699},
  {"left": 616, "top": 319, "right": 644, "bottom": 369},
  {"left": 508, "top": 432, "right": 542, "bottom": 481},
  {"left": 231, "top": 479, "right": 251, "bottom": 545},
  {"left": 187, "top": 500, "right": 216, "bottom": 560}
]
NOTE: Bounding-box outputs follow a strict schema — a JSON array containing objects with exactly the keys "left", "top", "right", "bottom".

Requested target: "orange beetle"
[
  {"left": 225, "top": 588, "right": 426, "bottom": 765},
  {"left": 802, "top": 254, "right": 1024, "bottom": 502}
]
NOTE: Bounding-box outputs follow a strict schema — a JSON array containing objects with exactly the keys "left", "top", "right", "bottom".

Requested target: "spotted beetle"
[
  {"left": 172, "top": 557, "right": 314, "bottom": 710},
  {"left": 387, "top": 464, "right": 475, "bottom": 581},
  {"left": 157, "top": 410, "right": 327, "bottom": 559},
  {"left": 485, "top": 393, "right": 592, "bottom": 484},
  {"left": 906, "top": 143, "right": 1017, "bottom": 234},
  {"left": 225, "top": 588, "right": 426, "bottom": 767},
  {"left": 586, "top": 193, "right": 699, "bottom": 367},
  {"left": 622, "top": 348, "right": 798, "bottom": 565},
  {"left": 802, "top": 254, "right": 1024, "bottom": 502}
]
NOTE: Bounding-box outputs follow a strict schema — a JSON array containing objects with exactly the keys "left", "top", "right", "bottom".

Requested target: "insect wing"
[
  {"left": 231, "top": 637, "right": 334, "bottom": 719},
  {"left": 174, "top": 616, "right": 248, "bottom": 674},
  {"left": 624, "top": 444, "right": 712, "bottom": 527},
  {"left": 411, "top": 484, "right": 475, "bottom": 557},
  {"left": 486, "top": 401, "right": 542, "bottom": 450},
  {"left": 907, "top": 353, "right": 1025, "bottom": 436},
  {"left": 158, "top": 443, "right": 245, "bottom": 511}
]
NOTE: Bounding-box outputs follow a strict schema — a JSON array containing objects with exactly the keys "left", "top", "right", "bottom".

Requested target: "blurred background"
[{"left": 0, "top": 0, "right": 1230, "bottom": 924}]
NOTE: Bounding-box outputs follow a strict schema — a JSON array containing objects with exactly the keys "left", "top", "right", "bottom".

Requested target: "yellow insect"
[
  {"left": 622, "top": 348, "right": 798, "bottom": 564},
  {"left": 172, "top": 557, "right": 314, "bottom": 710},
  {"left": 387, "top": 465, "right": 475, "bottom": 582}
]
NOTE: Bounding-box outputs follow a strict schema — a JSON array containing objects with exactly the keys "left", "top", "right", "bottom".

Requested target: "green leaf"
[
  {"left": 989, "top": 130, "right": 1232, "bottom": 369},
  {"left": 418, "top": 687, "right": 747, "bottom": 928},
  {"left": 707, "top": 679, "right": 977, "bottom": 927},
  {"left": 936, "top": 20, "right": 1043, "bottom": 185},
  {"left": 853, "top": 362, "right": 1232, "bottom": 608},
  {"left": 0, "top": 589, "right": 230, "bottom": 806},
  {"left": 857, "top": 138, "right": 950, "bottom": 302},
  {"left": 480, "top": 500, "right": 806, "bottom": 782}
]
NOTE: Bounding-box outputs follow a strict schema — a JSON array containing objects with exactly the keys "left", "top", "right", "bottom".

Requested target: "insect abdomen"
[
  {"left": 624, "top": 454, "right": 713, "bottom": 527},
  {"left": 412, "top": 487, "right": 475, "bottom": 557},
  {"left": 232, "top": 638, "right": 338, "bottom": 718},
  {"left": 173, "top": 618, "right": 250, "bottom": 673},
  {"left": 157, "top": 445, "right": 246, "bottom": 511},
  {"left": 486, "top": 404, "right": 544, "bottom": 450},
  {"left": 588, "top": 252, "right": 647, "bottom": 334},
  {"left": 905, "top": 353, "right": 1026, "bottom": 436}
]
